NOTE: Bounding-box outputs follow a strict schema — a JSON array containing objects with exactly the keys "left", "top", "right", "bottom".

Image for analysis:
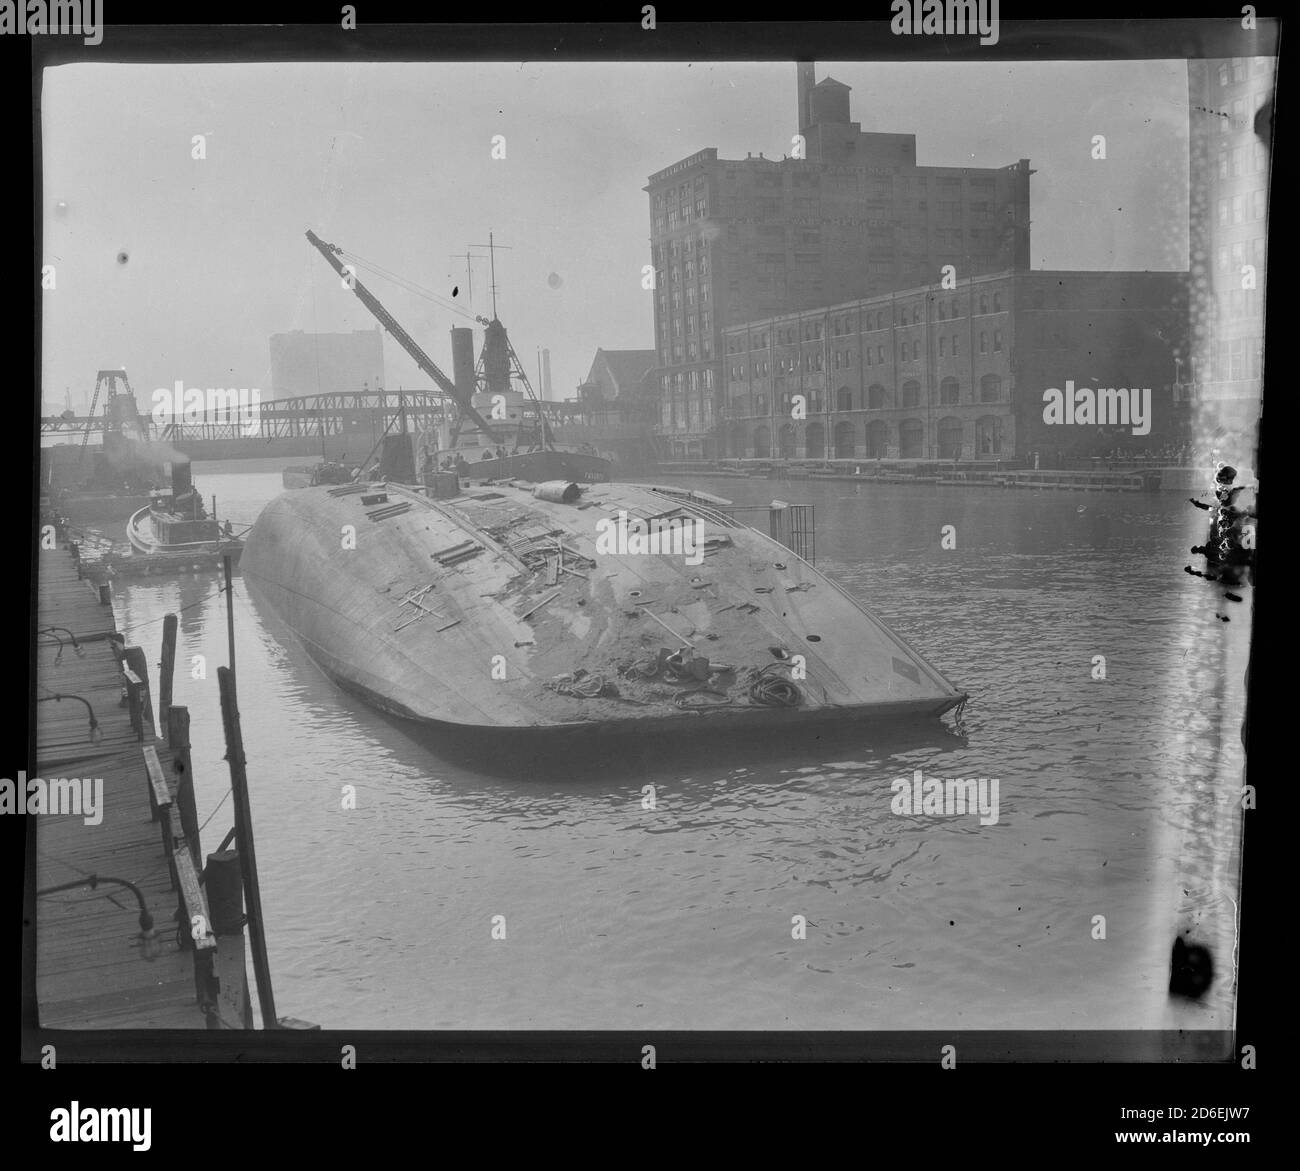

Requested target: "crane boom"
[{"left": 304, "top": 229, "right": 498, "bottom": 442}]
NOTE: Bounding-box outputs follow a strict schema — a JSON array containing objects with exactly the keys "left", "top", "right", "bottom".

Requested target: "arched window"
[
  {"left": 939, "top": 377, "right": 960, "bottom": 405},
  {"left": 899, "top": 418, "right": 924, "bottom": 459},
  {"left": 901, "top": 380, "right": 921, "bottom": 408},
  {"left": 834, "top": 420, "right": 856, "bottom": 458},
  {"left": 938, "top": 416, "right": 963, "bottom": 460},
  {"left": 867, "top": 384, "right": 887, "bottom": 410},
  {"left": 912, "top": 340, "right": 921, "bottom": 360},
  {"left": 900, "top": 343, "right": 908, "bottom": 363},
  {"left": 778, "top": 423, "right": 796, "bottom": 459},
  {"left": 804, "top": 421, "right": 826, "bottom": 459},
  {"left": 979, "top": 294, "right": 988, "bottom": 314},
  {"left": 993, "top": 292, "right": 1002, "bottom": 312},
  {"left": 979, "top": 332, "right": 988, "bottom": 354},
  {"left": 980, "top": 374, "right": 1001, "bottom": 402},
  {"left": 836, "top": 386, "right": 853, "bottom": 411},
  {"left": 912, "top": 305, "right": 921, "bottom": 324},
  {"left": 752, "top": 424, "right": 771, "bottom": 458},
  {"left": 866, "top": 420, "right": 889, "bottom": 457}
]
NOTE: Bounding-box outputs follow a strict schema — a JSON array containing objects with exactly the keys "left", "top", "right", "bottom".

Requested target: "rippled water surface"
[{"left": 111, "top": 464, "right": 1247, "bottom": 1031}]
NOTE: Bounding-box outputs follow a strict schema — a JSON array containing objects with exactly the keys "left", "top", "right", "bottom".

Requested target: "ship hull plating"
[{"left": 242, "top": 478, "right": 966, "bottom": 736}]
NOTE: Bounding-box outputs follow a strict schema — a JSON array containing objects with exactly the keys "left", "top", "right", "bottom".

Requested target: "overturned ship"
[
  {"left": 244, "top": 472, "right": 966, "bottom": 736},
  {"left": 242, "top": 229, "right": 966, "bottom": 737}
]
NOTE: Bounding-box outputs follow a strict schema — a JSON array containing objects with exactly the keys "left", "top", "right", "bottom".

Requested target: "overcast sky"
[{"left": 41, "top": 59, "right": 1189, "bottom": 414}]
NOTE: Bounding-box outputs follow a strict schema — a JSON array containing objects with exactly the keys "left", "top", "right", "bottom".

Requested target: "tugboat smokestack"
[{"left": 170, "top": 457, "right": 193, "bottom": 498}]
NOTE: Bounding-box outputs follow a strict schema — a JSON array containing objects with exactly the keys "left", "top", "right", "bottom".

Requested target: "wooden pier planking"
[{"left": 35, "top": 546, "right": 207, "bottom": 1030}]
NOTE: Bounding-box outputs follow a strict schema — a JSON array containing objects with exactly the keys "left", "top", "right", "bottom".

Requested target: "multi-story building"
[
  {"left": 269, "top": 327, "right": 386, "bottom": 399},
  {"left": 645, "top": 64, "right": 1032, "bottom": 460},
  {"left": 1185, "top": 56, "right": 1274, "bottom": 442},
  {"left": 721, "top": 269, "right": 1188, "bottom": 464}
]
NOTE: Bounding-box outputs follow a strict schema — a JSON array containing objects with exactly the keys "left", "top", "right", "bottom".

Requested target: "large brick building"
[
  {"left": 1184, "top": 56, "right": 1274, "bottom": 440},
  {"left": 721, "top": 270, "right": 1188, "bottom": 464},
  {"left": 645, "top": 64, "right": 1032, "bottom": 460}
]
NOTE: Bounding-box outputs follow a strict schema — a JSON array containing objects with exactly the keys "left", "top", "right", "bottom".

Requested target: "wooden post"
[
  {"left": 167, "top": 705, "right": 201, "bottom": 868},
  {"left": 203, "top": 849, "right": 253, "bottom": 1029},
  {"left": 122, "top": 645, "right": 155, "bottom": 738},
  {"left": 217, "top": 666, "right": 276, "bottom": 1028},
  {"left": 223, "top": 554, "right": 236, "bottom": 687},
  {"left": 158, "top": 613, "right": 177, "bottom": 733}
]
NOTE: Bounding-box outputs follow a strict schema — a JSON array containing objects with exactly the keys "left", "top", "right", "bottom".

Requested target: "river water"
[{"left": 109, "top": 462, "right": 1247, "bottom": 1033}]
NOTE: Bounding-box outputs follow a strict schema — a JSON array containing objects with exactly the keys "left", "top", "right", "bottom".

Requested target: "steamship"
[{"left": 126, "top": 457, "right": 243, "bottom": 562}]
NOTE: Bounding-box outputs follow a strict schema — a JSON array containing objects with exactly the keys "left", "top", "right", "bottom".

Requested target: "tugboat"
[{"left": 126, "top": 457, "right": 243, "bottom": 564}]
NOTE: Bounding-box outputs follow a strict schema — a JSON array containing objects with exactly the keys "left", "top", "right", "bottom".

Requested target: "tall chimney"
[
  {"left": 450, "top": 327, "right": 476, "bottom": 400},
  {"left": 542, "top": 349, "right": 552, "bottom": 400},
  {"left": 169, "top": 457, "right": 192, "bottom": 498},
  {"left": 796, "top": 62, "right": 816, "bottom": 135}
]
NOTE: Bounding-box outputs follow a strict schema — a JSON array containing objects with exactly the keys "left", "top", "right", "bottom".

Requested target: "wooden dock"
[{"left": 36, "top": 545, "right": 214, "bottom": 1028}]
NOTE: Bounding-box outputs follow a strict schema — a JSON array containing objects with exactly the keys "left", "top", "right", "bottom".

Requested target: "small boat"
[
  {"left": 283, "top": 461, "right": 359, "bottom": 490},
  {"left": 125, "top": 459, "right": 243, "bottom": 562}
]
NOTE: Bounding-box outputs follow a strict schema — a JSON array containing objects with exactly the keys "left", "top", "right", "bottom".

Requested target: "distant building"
[
  {"left": 720, "top": 270, "right": 1188, "bottom": 464},
  {"left": 550, "top": 348, "right": 659, "bottom": 472},
  {"left": 645, "top": 63, "right": 1033, "bottom": 459},
  {"left": 1184, "top": 56, "right": 1273, "bottom": 440},
  {"left": 577, "top": 348, "right": 657, "bottom": 406},
  {"left": 269, "top": 327, "right": 385, "bottom": 399}
]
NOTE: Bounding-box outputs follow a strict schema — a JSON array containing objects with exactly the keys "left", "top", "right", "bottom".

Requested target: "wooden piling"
[
  {"left": 203, "top": 849, "right": 253, "bottom": 1029},
  {"left": 167, "top": 705, "right": 201, "bottom": 868},
  {"left": 158, "top": 613, "right": 177, "bottom": 731},
  {"left": 217, "top": 665, "right": 277, "bottom": 1028},
  {"left": 122, "top": 645, "right": 155, "bottom": 736}
]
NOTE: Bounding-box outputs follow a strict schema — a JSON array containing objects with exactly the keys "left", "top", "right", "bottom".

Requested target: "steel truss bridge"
[{"left": 41, "top": 389, "right": 645, "bottom": 444}]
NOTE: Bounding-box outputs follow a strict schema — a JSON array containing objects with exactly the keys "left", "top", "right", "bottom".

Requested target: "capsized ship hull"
[{"left": 241, "top": 479, "right": 966, "bottom": 734}]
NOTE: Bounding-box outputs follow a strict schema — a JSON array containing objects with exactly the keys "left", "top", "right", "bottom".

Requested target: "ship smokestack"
[
  {"left": 170, "top": 457, "right": 193, "bottom": 497},
  {"left": 450, "top": 327, "right": 476, "bottom": 400}
]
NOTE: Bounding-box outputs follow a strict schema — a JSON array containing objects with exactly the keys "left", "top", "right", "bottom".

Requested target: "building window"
[
  {"left": 939, "top": 377, "right": 960, "bottom": 405},
  {"left": 976, "top": 415, "right": 1001, "bottom": 456},
  {"left": 867, "top": 384, "right": 887, "bottom": 410},
  {"left": 1218, "top": 63, "right": 1230, "bottom": 86},
  {"left": 979, "top": 331, "right": 988, "bottom": 354},
  {"left": 877, "top": 346, "right": 885, "bottom": 363},
  {"left": 938, "top": 302, "right": 946, "bottom": 320},
  {"left": 993, "top": 292, "right": 1002, "bottom": 312},
  {"left": 951, "top": 298, "right": 959, "bottom": 318},
  {"left": 912, "top": 305, "right": 921, "bottom": 324},
  {"left": 901, "top": 380, "right": 921, "bottom": 408},
  {"left": 939, "top": 337, "right": 946, "bottom": 357},
  {"left": 912, "top": 340, "right": 921, "bottom": 360},
  {"left": 952, "top": 336, "right": 958, "bottom": 356},
  {"left": 979, "top": 294, "right": 988, "bottom": 314},
  {"left": 979, "top": 374, "right": 1001, "bottom": 402},
  {"left": 993, "top": 329, "right": 1002, "bottom": 352}
]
